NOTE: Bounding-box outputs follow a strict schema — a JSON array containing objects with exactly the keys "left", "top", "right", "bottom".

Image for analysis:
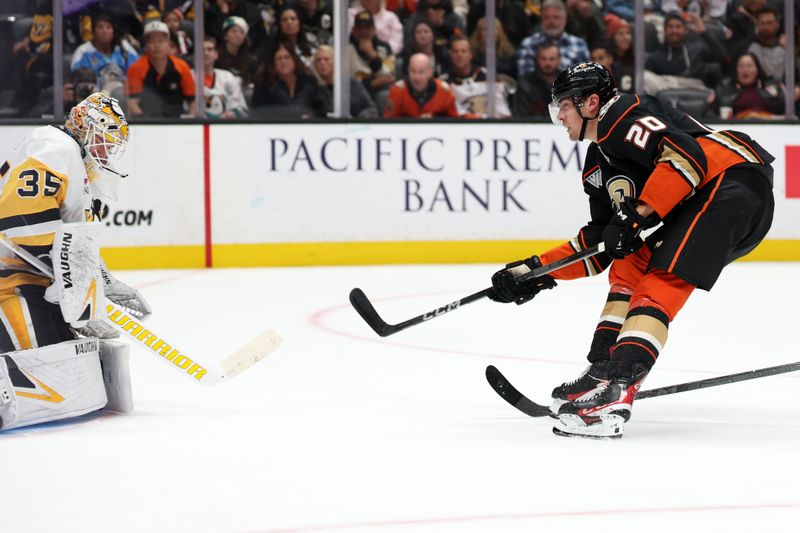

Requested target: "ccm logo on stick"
[{"left": 422, "top": 301, "right": 461, "bottom": 320}]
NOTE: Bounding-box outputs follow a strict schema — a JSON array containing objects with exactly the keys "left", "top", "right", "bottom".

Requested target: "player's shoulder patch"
[{"left": 584, "top": 167, "right": 602, "bottom": 188}]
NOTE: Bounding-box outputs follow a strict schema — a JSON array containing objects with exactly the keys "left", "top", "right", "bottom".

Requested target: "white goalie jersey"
[{"left": 0, "top": 125, "right": 99, "bottom": 292}]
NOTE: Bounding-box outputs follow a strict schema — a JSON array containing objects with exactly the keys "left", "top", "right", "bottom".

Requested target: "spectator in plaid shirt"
[{"left": 515, "top": 0, "right": 589, "bottom": 78}]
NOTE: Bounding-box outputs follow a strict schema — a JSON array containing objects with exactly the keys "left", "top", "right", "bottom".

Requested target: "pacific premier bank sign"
[{"left": 210, "top": 124, "right": 593, "bottom": 245}]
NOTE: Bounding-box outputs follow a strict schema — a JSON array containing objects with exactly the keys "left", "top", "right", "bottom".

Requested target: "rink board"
[{"left": 0, "top": 123, "right": 798, "bottom": 268}]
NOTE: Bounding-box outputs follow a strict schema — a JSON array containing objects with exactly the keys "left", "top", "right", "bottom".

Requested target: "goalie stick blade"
[
  {"left": 485, "top": 365, "right": 553, "bottom": 418},
  {"left": 216, "top": 330, "right": 283, "bottom": 382},
  {"left": 349, "top": 288, "right": 395, "bottom": 337}
]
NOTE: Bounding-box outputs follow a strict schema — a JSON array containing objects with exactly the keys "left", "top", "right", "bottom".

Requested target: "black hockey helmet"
[
  {"left": 550, "top": 62, "right": 617, "bottom": 141},
  {"left": 551, "top": 62, "right": 617, "bottom": 108}
]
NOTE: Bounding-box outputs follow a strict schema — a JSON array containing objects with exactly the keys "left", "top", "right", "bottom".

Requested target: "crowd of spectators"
[{"left": 1, "top": 0, "right": 798, "bottom": 120}]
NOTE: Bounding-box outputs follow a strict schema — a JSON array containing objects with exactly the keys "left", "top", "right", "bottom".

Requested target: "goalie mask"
[{"left": 64, "top": 92, "right": 129, "bottom": 201}]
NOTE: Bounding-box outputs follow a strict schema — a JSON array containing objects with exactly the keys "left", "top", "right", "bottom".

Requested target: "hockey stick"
[
  {"left": 350, "top": 243, "right": 605, "bottom": 337},
  {"left": 486, "top": 360, "right": 800, "bottom": 418},
  {"left": 0, "top": 233, "right": 282, "bottom": 387}
]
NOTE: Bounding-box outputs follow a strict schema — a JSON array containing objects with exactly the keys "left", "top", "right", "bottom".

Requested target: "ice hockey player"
[
  {"left": 0, "top": 92, "right": 151, "bottom": 431},
  {"left": 486, "top": 62, "right": 774, "bottom": 438}
]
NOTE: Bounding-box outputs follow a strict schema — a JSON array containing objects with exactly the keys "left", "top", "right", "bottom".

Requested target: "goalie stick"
[
  {"left": 350, "top": 243, "right": 605, "bottom": 337},
  {"left": 0, "top": 233, "right": 281, "bottom": 387},
  {"left": 486, "top": 361, "right": 800, "bottom": 418}
]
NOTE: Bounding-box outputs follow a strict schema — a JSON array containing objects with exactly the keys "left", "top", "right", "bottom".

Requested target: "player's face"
[
  {"left": 449, "top": 41, "right": 472, "bottom": 70},
  {"left": 280, "top": 10, "right": 300, "bottom": 36},
  {"left": 551, "top": 98, "right": 583, "bottom": 141}
]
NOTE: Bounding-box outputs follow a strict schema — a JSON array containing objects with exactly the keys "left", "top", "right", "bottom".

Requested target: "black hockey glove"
[
  {"left": 488, "top": 255, "right": 557, "bottom": 305},
  {"left": 602, "top": 198, "right": 658, "bottom": 259}
]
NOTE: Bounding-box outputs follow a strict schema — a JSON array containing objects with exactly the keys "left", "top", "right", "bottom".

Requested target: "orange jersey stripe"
[{"left": 697, "top": 137, "right": 747, "bottom": 178}]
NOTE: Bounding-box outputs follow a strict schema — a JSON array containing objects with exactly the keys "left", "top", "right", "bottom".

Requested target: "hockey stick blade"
[
  {"left": 485, "top": 365, "right": 553, "bottom": 417},
  {"left": 349, "top": 288, "right": 395, "bottom": 337},
  {"left": 349, "top": 287, "right": 490, "bottom": 337}
]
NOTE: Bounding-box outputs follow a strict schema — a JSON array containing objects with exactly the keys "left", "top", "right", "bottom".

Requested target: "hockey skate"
[
  {"left": 552, "top": 365, "right": 648, "bottom": 439},
  {"left": 550, "top": 359, "right": 611, "bottom": 414}
]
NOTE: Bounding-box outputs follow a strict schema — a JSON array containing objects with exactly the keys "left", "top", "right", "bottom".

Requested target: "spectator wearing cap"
[
  {"left": 513, "top": 40, "right": 560, "bottom": 117},
  {"left": 127, "top": 20, "right": 196, "bottom": 117},
  {"left": 604, "top": 14, "right": 634, "bottom": 93},
  {"left": 71, "top": 14, "right": 139, "bottom": 80},
  {"left": 441, "top": 35, "right": 511, "bottom": 118},
  {"left": 206, "top": 0, "right": 260, "bottom": 41},
  {"left": 403, "top": 0, "right": 465, "bottom": 57},
  {"left": 644, "top": 12, "right": 726, "bottom": 94},
  {"left": 747, "top": 7, "right": 785, "bottom": 83},
  {"left": 516, "top": 0, "right": 589, "bottom": 78},
  {"left": 349, "top": 10, "right": 396, "bottom": 112},
  {"left": 384, "top": 52, "right": 458, "bottom": 117},
  {"left": 163, "top": 8, "right": 193, "bottom": 58},
  {"left": 348, "top": 0, "right": 404, "bottom": 55},
  {"left": 202, "top": 35, "right": 248, "bottom": 119},
  {"left": 216, "top": 16, "right": 257, "bottom": 85}
]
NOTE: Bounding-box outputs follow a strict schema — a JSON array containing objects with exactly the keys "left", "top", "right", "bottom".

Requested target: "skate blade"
[
  {"left": 552, "top": 413, "right": 625, "bottom": 439},
  {"left": 552, "top": 427, "right": 623, "bottom": 440}
]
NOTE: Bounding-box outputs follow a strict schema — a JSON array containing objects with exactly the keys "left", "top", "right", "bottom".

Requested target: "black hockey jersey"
[{"left": 540, "top": 93, "right": 774, "bottom": 280}]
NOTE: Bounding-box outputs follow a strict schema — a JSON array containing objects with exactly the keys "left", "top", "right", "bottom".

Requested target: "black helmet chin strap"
[{"left": 576, "top": 99, "right": 599, "bottom": 142}]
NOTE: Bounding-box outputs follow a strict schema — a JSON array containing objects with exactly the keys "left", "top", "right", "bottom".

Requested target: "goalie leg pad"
[
  {"left": 0, "top": 357, "right": 19, "bottom": 429},
  {"left": 1, "top": 338, "right": 108, "bottom": 430},
  {"left": 99, "top": 339, "right": 133, "bottom": 414}
]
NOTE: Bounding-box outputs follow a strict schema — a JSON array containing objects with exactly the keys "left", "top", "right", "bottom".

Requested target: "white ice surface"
[{"left": 2, "top": 263, "right": 799, "bottom": 533}]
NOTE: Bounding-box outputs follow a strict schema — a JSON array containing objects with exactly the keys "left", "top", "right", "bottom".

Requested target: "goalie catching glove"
[{"left": 488, "top": 255, "right": 557, "bottom": 305}]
